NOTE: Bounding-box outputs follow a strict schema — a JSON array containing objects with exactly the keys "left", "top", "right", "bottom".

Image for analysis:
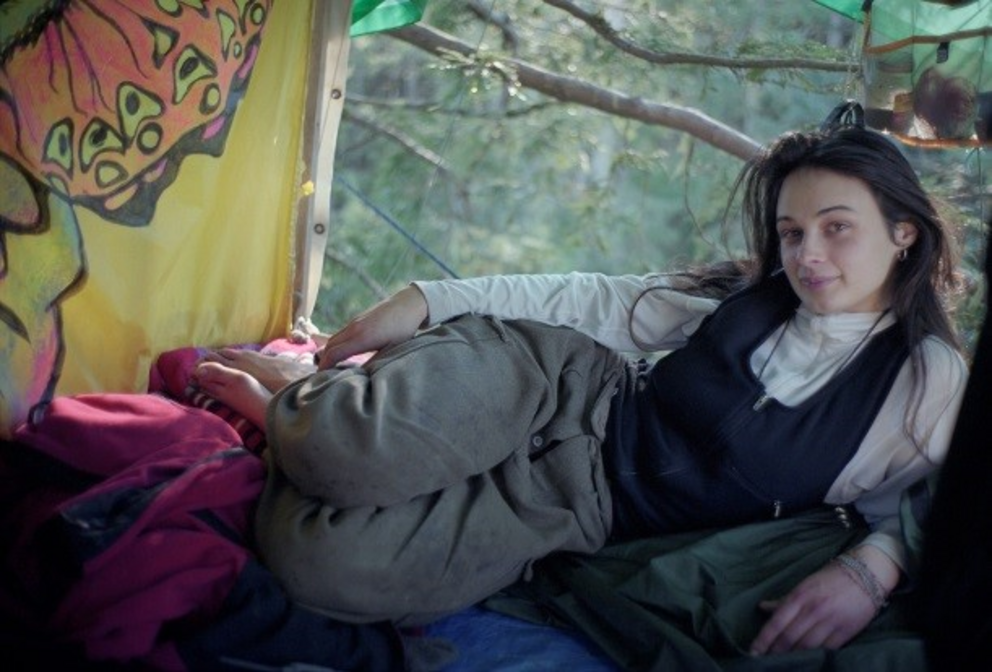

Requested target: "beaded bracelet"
[{"left": 832, "top": 553, "right": 889, "bottom": 611}]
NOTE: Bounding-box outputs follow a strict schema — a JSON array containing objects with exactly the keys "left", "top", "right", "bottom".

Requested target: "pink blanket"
[{"left": 3, "top": 393, "right": 265, "bottom": 669}]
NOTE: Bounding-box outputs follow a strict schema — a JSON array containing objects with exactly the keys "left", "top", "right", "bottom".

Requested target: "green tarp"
[
  {"left": 813, "top": 0, "right": 864, "bottom": 22},
  {"left": 351, "top": 0, "right": 427, "bottom": 37}
]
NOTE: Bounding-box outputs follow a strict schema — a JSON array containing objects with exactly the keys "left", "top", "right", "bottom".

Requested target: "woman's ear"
[{"left": 894, "top": 222, "right": 919, "bottom": 249}]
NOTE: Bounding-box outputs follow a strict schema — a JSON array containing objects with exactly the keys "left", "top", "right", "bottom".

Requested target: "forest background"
[{"left": 316, "top": 0, "right": 989, "bottom": 351}]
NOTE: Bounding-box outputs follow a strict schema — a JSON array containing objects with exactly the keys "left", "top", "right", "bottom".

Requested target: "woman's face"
[{"left": 775, "top": 167, "right": 917, "bottom": 315}]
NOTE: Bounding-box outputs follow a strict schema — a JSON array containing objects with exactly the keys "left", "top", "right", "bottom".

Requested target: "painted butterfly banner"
[{"left": 0, "top": 0, "right": 354, "bottom": 438}]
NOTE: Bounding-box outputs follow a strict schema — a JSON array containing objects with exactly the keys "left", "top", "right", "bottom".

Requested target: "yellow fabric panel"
[{"left": 59, "top": 1, "right": 313, "bottom": 395}]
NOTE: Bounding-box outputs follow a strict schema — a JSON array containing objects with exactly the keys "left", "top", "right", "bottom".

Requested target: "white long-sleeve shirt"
[{"left": 414, "top": 272, "right": 969, "bottom": 569}]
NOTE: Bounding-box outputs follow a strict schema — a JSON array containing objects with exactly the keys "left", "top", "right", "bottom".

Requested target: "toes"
[
  {"left": 193, "top": 361, "right": 223, "bottom": 385},
  {"left": 199, "top": 351, "right": 228, "bottom": 365}
]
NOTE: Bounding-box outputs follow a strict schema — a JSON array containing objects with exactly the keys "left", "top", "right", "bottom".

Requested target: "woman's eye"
[
  {"left": 828, "top": 221, "right": 851, "bottom": 233},
  {"left": 778, "top": 229, "right": 801, "bottom": 241}
]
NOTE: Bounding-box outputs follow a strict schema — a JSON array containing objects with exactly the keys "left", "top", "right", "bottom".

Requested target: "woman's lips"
[{"left": 800, "top": 276, "right": 837, "bottom": 291}]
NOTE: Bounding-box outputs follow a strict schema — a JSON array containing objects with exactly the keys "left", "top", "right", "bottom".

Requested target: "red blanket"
[
  {"left": 1, "top": 339, "right": 406, "bottom": 670},
  {"left": 3, "top": 393, "right": 265, "bottom": 669}
]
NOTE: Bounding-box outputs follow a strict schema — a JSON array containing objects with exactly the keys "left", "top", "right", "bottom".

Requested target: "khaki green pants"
[{"left": 254, "top": 316, "right": 626, "bottom": 625}]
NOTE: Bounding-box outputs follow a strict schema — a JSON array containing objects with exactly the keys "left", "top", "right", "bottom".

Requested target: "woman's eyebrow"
[
  {"left": 776, "top": 204, "right": 856, "bottom": 224},
  {"left": 816, "top": 204, "right": 856, "bottom": 216}
]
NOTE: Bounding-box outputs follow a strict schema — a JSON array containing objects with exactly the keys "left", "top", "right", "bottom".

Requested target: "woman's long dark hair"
[{"left": 733, "top": 109, "right": 963, "bottom": 448}]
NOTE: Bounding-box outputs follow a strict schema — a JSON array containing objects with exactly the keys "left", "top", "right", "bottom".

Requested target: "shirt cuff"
[
  {"left": 856, "top": 530, "right": 906, "bottom": 575},
  {"left": 411, "top": 280, "right": 455, "bottom": 326}
]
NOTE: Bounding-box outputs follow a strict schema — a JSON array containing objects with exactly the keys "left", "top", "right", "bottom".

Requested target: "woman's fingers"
[
  {"left": 319, "top": 286, "right": 429, "bottom": 369},
  {"left": 750, "top": 561, "right": 879, "bottom": 655}
]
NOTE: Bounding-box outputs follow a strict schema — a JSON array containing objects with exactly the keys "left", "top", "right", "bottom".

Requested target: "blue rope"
[{"left": 334, "top": 175, "right": 461, "bottom": 279}]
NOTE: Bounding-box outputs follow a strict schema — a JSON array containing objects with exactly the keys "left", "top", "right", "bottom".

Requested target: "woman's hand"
[
  {"left": 749, "top": 545, "right": 899, "bottom": 655},
  {"left": 317, "top": 285, "right": 429, "bottom": 369}
]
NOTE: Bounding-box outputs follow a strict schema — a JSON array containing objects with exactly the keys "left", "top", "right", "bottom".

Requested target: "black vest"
[{"left": 605, "top": 273, "right": 911, "bottom": 539}]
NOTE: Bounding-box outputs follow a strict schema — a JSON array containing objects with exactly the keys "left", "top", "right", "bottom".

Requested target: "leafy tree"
[{"left": 317, "top": 0, "right": 986, "bottom": 350}]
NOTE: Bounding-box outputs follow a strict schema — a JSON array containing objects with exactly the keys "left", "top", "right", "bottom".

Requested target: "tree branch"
[
  {"left": 347, "top": 92, "right": 561, "bottom": 118},
  {"left": 390, "top": 23, "right": 763, "bottom": 160},
  {"left": 542, "top": 0, "right": 857, "bottom": 73},
  {"left": 468, "top": 0, "right": 519, "bottom": 53},
  {"left": 342, "top": 107, "right": 475, "bottom": 215},
  {"left": 325, "top": 248, "right": 390, "bottom": 300},
  {"left": 343, "top": 107, "right": 452, "bottom": 177}
]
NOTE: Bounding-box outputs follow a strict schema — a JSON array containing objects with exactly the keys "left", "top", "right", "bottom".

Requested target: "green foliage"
[
  {"left": 911, "top": 147, "right": 992, "bottom": 352},
  {"left": 316, "top": 0, "right": 986, "bottom": 351}
]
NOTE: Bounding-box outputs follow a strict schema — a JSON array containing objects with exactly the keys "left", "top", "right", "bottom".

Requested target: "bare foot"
[
  {"left": 193, "top": 361, "right": 273, "bottom": 428},
  {"left": 200, "top": 348, "right": 316, "bottom": 392}
]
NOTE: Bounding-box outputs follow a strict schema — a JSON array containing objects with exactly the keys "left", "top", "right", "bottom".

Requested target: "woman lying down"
[{"left": 194, "top": 116, "right": 967, "bottom": 657}]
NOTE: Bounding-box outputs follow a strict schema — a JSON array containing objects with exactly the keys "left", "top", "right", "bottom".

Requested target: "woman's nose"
[{"left": 795, "top": 236, "right": 824, "bottom": 263}]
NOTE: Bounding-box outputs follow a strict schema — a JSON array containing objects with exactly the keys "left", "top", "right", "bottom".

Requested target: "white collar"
[{"left": 793, "top": 306, "right": 896, "bottom": 343}]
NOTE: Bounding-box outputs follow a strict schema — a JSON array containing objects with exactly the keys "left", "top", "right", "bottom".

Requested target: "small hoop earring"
[{"left": 898, "top": 248, "right": 908, "bottom": 262}]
